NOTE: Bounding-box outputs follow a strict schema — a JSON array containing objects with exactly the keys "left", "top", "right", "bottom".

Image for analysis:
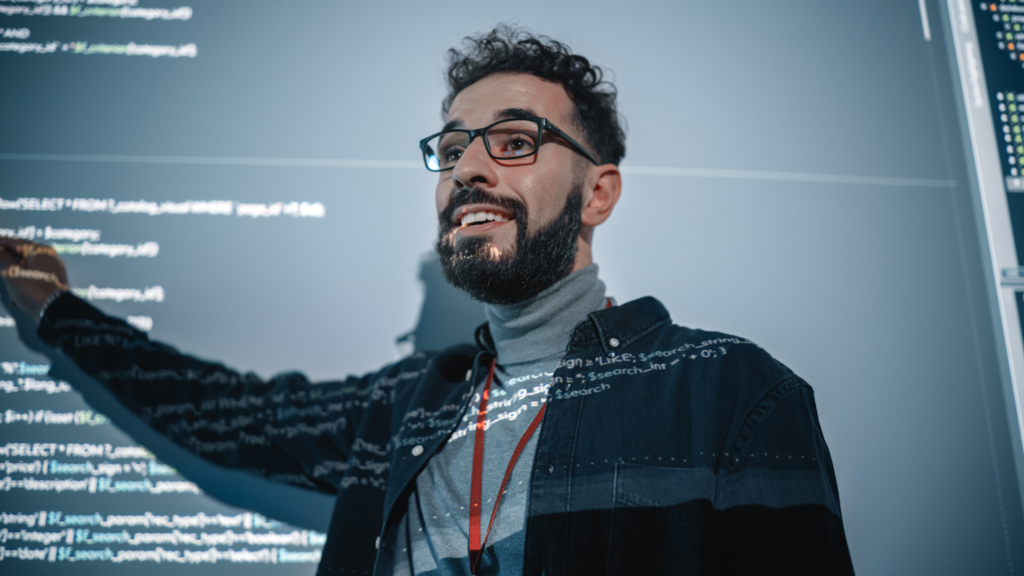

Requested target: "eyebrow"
[
  {"left": 494, "top": 107, "right": 537, "bottom": 121},
  {"left": 442, "top": 119, "right": 464, "bottom": 132},
  {"left": 441, "top": 107, "right": 539, "bottom": 132}
]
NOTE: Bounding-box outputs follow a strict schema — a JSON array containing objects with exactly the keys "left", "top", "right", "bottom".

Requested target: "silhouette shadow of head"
[{"left": 396, "top": 252, "right": 487, "bottom": 353}]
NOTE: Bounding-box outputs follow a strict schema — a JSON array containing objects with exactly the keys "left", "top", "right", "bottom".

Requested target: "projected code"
[
  {"left": 0, "top": 0, "right": 333, "bottom": 560},
  {"left": 0, "top": 198, "right": 328, "bottom": 314},
  {"left": 993, "top": 91, "right": 1024, "bottom": 190},
  {"left": 0, "top": 510, "right": 326, "bottom": 564},
  {"left": 0, "top": 192, "right": 330, "bottom": 572},
  {"left": 0, "top": 0, "right": 197, "bottom": 59},
  {"left": 0, "top": 197, "right": 326, "bottom": 218},
  {"left": 0, "top": 0, "right": 349, "bottom": 572},
  {"left": 980, "top": 2, "right": 1024, "bottom": 68},
  {"left": 996, "top": 91, "right": 1024, "bottom": 177},
  {"left": 0, "top": 361, "right": 327, "bottom": 567},
  {"left": 0, "top": 191, "right": 330, "bottom": 572}
]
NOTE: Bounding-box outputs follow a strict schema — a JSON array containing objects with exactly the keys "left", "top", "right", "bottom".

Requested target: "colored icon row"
[{"left": 996, "top": 94, "right": 1024, "bottom": 175}]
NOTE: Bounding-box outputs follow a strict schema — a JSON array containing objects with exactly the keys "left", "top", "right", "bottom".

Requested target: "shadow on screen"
[
  {"left": 1, "top": 252, "right": 486, "bottom": 531},
  {"left": 397, "top": 252, "right": 487, "bottom": 353}
]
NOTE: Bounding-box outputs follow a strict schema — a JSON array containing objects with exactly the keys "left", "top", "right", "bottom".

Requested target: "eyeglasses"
[{"left": 419, "top": 116, "right": 599, "bottom": 172}]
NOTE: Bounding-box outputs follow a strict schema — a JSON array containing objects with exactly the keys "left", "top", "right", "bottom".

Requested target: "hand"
[{"left": 0, "top": 236, "right": 69, "bottom": 322}]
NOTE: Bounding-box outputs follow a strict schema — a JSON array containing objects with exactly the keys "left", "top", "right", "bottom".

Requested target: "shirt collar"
[
  {"left": 476, "top": 295, "right": 672, "bottom": 357},
  {"left": 570, "top": 296, "right": 671, "bottom": 355},
  {"left": 483, "top": 264, "right": 606, "bottom": 366}
]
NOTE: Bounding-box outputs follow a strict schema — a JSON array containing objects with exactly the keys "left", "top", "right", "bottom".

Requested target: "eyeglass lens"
[{"left": 423, "top": 119, "right": 540, "bottom": 171}]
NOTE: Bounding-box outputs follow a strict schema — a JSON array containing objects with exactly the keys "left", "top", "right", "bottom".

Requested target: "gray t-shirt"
[{"left": 393, "top": 265, "right": 608, "bottom": 575}]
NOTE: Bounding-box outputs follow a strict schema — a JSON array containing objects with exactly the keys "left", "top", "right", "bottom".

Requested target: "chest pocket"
[{"left": 606, "top": 463, "right": 717, "bottom": 574}]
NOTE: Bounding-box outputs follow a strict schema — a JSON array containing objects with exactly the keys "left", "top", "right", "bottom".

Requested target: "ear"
[{"left": 581, "top": 164, "right": 622, "bottom": 228}]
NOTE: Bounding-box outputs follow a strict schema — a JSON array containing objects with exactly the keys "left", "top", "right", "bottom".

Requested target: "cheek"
[{"left": 516, "top": 172, "right": 569, "bottom": 226}]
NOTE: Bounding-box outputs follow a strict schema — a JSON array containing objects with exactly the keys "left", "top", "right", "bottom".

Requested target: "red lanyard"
[
  {"left": 468, "top": 358, "right": 547, "bottom": 575},
  {"left": 467, "top": 298, "right": 611, "bottom": 573}
]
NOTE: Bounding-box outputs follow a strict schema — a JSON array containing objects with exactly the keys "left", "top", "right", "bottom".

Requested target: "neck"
[{"left": 485, "top": 264, "right": 606, "bottom": 366}]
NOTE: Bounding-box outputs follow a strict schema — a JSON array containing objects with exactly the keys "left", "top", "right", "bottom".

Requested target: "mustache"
[{"left": 437, "top": 187, "right": 527, "bottom": 230}]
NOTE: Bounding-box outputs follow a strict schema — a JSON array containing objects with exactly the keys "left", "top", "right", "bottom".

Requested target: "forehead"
[{"left": 446, "top": 72, "right": 575, "bottom": 125}]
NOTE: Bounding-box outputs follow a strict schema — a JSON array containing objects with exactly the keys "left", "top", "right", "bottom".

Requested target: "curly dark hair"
[{"left": 442, "top": 24, "right": 626, "bottom": 167}]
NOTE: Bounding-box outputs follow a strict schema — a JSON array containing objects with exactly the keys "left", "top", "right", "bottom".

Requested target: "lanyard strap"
[
  {"left": 468, "top": 298, "right": 611, "bottom": 573},
  {"left": 468, "top": 358, "right": 547, "bottom": 575}
]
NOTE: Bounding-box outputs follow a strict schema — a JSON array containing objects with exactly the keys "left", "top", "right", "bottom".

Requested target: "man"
[{"left": 0, "top": 25, "right": 854, "bottom": 575}]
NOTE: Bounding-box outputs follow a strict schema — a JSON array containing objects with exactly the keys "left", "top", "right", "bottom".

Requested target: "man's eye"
[
  {"left": 495, "top": 134, "right": 535, "bottom": 156},
  {"left": 442, "top": 147, "right": 464, "bottom": 163}
]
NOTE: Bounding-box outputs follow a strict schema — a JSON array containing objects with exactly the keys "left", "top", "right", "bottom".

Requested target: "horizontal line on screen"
[
  {"left": 0, "top": 153, "right": 423, "bottom": 169},
  {"left": 0, "top": 153, "right": 955, "bottom": 188},
  {"left": 619, "top": 165, "right": 955, "bottom": 188}
]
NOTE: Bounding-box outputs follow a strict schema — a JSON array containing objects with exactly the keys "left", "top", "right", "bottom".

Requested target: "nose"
[{"left": 452, "top": 136, "right": 497, "bottom": 191}]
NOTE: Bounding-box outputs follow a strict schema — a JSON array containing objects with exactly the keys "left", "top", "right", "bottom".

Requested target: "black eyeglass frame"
[{"left": 418, "top": 116, "right": 600, "bottom": 172}]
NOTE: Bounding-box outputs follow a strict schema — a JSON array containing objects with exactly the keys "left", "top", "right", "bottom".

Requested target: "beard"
[{"left": 435, "top": 185, "right": 584, "bottom": 306}]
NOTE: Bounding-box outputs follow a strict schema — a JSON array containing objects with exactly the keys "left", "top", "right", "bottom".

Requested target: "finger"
[
  {"left": 21, "top": 244, "right": 58, "bottom": 259},
  {"left": 1, "top": 265, "right": 68, "bottom": 290},
  {"left": 0, "top": 238, "right": 60, "bottom": 260}
]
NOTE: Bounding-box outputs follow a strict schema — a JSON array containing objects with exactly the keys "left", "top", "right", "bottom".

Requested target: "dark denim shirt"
[{"left": 39, "top": 293, "right": 854, "bottom": 575}]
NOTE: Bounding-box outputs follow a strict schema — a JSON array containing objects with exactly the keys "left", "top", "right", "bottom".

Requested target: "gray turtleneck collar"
[{"left": 484, "top": 264, "right": 607, "bottom": 367}]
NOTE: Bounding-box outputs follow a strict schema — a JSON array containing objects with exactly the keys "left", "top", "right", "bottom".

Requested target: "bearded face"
[{"left": 435, "top": 184, "right": 583, "bottom": 305}]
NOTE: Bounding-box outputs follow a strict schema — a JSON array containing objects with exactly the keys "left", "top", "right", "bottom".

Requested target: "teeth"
[{"left": 461, "top": 210, "right": 509, "bottom": 226}]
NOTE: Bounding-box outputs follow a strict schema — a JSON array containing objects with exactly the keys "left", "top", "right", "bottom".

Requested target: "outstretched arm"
[{"left": 0, "top": 237, "right": 385, "bottom": 494}]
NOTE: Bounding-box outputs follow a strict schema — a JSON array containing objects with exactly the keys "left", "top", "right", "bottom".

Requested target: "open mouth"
[
  {"left": 454, "top": 205, "right": 516, "bottom": 229},
  {"left": 461, "top": 210, "right": 511, "bottom": 227}
]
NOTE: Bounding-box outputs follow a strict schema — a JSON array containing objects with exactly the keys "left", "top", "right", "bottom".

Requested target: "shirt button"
[
  {"left": 375, "top": 536, "right": 381, "bottom": 549},
  {"left": 609, "top": 338, "right": 620, "bottom": 348},
  {"left": 411, "top": 445, "right": 424, "bottom": 456}
]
